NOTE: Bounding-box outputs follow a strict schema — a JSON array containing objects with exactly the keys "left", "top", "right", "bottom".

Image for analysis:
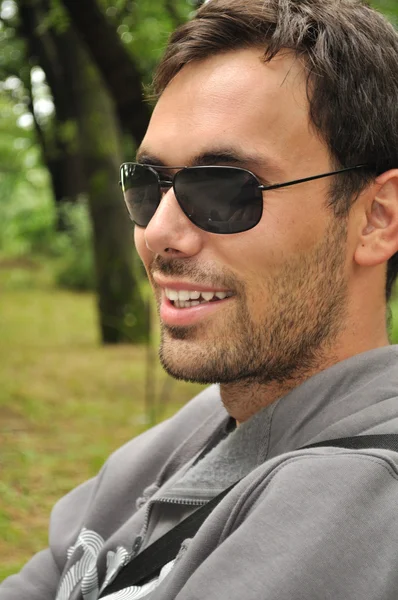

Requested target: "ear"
[{"left": 354, "top": 169, "right": 398, "bottom": 268}]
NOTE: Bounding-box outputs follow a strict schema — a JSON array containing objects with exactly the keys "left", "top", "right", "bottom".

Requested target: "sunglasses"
[{"left": 119, "top": 162, "right": 367, "bottom": 235}]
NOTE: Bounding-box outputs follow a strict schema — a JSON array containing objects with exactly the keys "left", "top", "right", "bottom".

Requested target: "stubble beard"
[{"left": 157, "top": 218, "right": 348, "bottom": 386}]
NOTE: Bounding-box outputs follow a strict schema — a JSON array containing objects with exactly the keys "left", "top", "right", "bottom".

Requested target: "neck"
[
  {"left": 220, "top": 379, "right": 300, "bottom": 424},
  {"left": 220, "top": 331, "right": 390, "bottom": 424}
]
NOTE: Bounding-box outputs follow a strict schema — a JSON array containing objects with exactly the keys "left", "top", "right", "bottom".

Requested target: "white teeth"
[
  {"left": 165, "top": 287, "right": 232, "bottom": 306},
  {"left": 175, "top": 300, "right": 200, "bottom": 309},
  {"left": 165, "top": 288, "right": 212, "bottom": 302},
  {"left": 201, "top": 291, "right": 215, "bottom": 302},
  {"left": 215, "top": 291, "right": 227, "bottom": 300},
  {"left": 165, "top": 288, "right": 202, "bottom": 302},
  {"left": 174, "top": 300, "right": 200, "bottom": 309},
  {"left": 166, "top": 288, "right": 179, "bottom": 301},
  {"left": 177, "top": 290, "right": 191, "bottom": 301}
]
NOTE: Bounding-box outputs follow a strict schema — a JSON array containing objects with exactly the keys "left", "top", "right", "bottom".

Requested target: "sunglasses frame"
[{"left": 119, "top": 162, "right": 369, "bottom": 234}]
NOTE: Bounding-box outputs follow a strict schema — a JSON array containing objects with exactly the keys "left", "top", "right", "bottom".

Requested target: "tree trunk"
[
  {"left": 18, "top": 0, "right": 148, "bottom": 344},
  {"left": 69, "top": 31, "right": 148, "bottom": 344},
  {"left": 18, "top": 0, "right": 88, "bottom": 224},
  {"left": 61, "top": 0, "right": 151, "bottom": 141}
]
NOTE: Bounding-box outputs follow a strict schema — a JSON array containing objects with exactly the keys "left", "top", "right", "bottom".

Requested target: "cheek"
[
  {"left": 212, "top": 208, "right": 322, "bottom": 302},
  {"left": 215, "top": 224, "right": 281, "bottom": 281},
  {"left": 250, "top": 198, "right": 332, "bottom": 263},
  {"left": 213, "top": 235, "right": 279, "bottom": 311}
]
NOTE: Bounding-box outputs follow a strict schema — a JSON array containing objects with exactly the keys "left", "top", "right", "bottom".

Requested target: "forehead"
[{"left": 142, "top": 48, "right": 326, "bottom": 174}]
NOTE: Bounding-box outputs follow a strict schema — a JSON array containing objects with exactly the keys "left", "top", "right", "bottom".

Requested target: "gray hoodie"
[{"left": 2, "top": 346, "right": 398, "bottom": 600}]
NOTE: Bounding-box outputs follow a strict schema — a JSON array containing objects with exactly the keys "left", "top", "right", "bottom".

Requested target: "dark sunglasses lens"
[
  {"left": 174, "top": 167, "right": 263, "bottom": 234},
  {"left": 120, "top": 164, "right": 160, "bottom": 227}
]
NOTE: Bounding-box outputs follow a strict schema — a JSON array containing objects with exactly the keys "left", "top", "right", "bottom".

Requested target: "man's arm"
[
  {"left": 0, "top": 549, "right": 61, "bottom": 599},
  {"left": 0, "top": 476, "right": 96, "bottom": 599}
]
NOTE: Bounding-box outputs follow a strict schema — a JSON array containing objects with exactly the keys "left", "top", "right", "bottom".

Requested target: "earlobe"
[{"left": 355, "top": 170, "right": 398, "bottom": 268}]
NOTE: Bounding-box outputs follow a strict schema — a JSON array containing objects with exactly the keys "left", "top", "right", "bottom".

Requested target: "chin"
[{"left": 158, "top": 336, "right": 218, "bottom": 384}]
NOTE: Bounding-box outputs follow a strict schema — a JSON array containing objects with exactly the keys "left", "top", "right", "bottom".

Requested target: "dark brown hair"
[{"left": 153, "top": 0, "right": 398, "bottom": 300}]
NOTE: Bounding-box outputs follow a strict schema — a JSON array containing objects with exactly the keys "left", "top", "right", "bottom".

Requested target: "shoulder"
[
  {"left": 226, "top": 446, "right": 398, "bottom": 530},
  {"left": 180, "top": 448, "right": 398, "bottom": 600}
]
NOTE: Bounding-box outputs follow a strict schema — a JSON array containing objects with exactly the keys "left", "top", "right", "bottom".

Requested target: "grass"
[
  {"left": 390, "top": 296, "right": 398, "bottom": 342},
  {"left": 0, "top": 261, "right": 204, "bottom": 580},
  {"left": 0, "top": 261, "right": 397, "bottom": 581}
]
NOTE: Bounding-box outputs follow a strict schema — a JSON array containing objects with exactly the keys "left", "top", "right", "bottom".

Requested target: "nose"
[{"left": 143, "top": 187, "right": 203, "bottom": 258}]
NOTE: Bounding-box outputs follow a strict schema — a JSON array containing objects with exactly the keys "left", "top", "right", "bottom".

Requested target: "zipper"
[
  {"left": 133, "top": 495, "right": 208, "bottom": 558},
  {"left": 155, "top": 496, "right": 208, "bottom": 506}
]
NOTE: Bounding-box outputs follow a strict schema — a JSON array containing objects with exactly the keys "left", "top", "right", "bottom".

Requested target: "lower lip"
[{"left": 159, "top": 295, "right": 233, "bottom": 326}]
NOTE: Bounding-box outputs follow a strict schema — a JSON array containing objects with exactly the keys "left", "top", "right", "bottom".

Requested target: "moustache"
[{"left": 149, "top": 256, "right": 238, "bottom": 291}]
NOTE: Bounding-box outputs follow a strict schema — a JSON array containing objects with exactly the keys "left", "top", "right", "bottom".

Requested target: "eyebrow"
[{"left": 135, "top": 147, "right": 284, "bottom": 180}]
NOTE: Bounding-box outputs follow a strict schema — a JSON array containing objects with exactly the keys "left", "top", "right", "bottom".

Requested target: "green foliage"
[
  {"left": 0, "top": 13, "right": 25, "bottom": 80},
  {"left": 0, "top": 190, "right": 55, "bottom": 257},
  {"left": 0, "top": 68, "right": 95, "bottom": 292},
  {"left": 58, "top": 119, "right": 79, "bottom": 152},
  {"left": 0, "top": 96, "right": 55, "bottom": 257},
  {"left": 0, "top": 131, "right": 95, "bottom": 293},
  {"left": 0, "top": 190, "right": 96, "bottom": 292},
  {"left": 44, "top": 0, "right": 71, "bottom": 34},
  {"left": 390, "top": 296, "right": 398, "bottom": 343},
  {"left": 371, "top": 0, "right": 398, "bottom": 25},
  {"left": 0, "top": 67, "right": 54, "bottom": 257},
  {"left": 101, "top": 0, "right": 195, "bottom": 82},
  {"left": 52, "top": 201, "right": 96, "bottom": 291}
]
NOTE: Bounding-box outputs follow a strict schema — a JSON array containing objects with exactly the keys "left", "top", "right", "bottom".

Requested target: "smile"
[{"left": 165, "top": 288, "right": 233, "bottom": 309}]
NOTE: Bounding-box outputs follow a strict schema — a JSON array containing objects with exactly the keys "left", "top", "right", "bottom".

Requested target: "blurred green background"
[{"left": 0, "top": 0, "right": 397, "bottom": 580}]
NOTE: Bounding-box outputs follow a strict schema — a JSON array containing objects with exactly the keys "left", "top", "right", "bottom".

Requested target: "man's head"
[
  {"left": 152, "top": 0, "right": 398, "bottom": 298},
  {"left": 132, "top": 0, "right": 398, "bottom": 409}
]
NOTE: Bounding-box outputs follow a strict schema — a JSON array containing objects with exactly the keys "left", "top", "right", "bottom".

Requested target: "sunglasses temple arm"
[{"left": 259, "top": 165, "right": 368, "bottom": 192}]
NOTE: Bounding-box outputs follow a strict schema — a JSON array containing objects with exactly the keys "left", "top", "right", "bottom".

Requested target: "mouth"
[
  {"left": 164, "top": 288, "right": 234, "bottom": 309},
  {"left": 153, "top": 278, "right": 235, "bottom": 327}
]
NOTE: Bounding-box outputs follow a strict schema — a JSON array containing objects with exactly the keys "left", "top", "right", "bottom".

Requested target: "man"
[{"left": 2, "top": 0, "right": 398, "bottom": 598}]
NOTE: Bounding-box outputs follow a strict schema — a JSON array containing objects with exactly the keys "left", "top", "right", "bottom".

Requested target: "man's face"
[{"left": 135, "top": 48, "right": 349, "bottom": 385}]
